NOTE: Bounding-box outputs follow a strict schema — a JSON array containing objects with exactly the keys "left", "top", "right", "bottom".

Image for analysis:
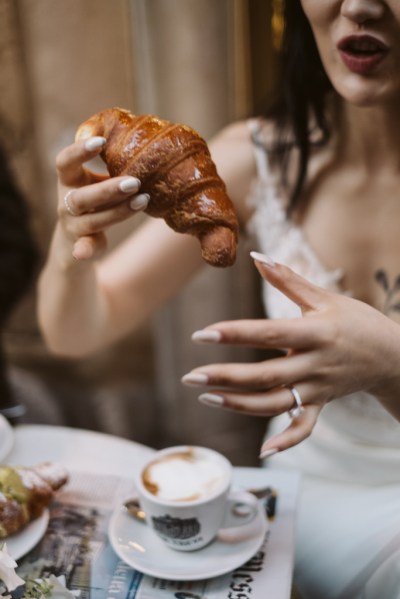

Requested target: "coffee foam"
[{"left": 142, "top": 449, "right": 226, "bottom": 502}]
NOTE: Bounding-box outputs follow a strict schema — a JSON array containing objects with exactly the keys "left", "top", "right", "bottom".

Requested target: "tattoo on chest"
[{"left": 374, "top": 269, "right": 400, "bottom": 315}]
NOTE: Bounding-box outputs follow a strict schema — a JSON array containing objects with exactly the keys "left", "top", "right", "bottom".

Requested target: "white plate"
[
  {"left": 108, "top": 501, "right": 267, "bottom": 581},
  {"left": 6, "top": 509, "right": 50, "bottom": 560},
  {"left": 0, "top": 414, "right": 14, "bottom": 462}
]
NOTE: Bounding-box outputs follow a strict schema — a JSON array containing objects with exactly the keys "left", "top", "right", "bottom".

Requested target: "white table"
[
  {"left": 7, "top": 423, "right": 156, "bottom": 476},
  {"left": 4, "top": 424, "right": 300, "bottom": 599}
]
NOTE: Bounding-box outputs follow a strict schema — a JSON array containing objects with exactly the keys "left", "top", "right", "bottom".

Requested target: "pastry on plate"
[{"left": 0, "top": 462, "right": 68, "bottom": 538}]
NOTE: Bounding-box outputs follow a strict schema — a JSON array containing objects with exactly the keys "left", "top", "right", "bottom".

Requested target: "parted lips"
[{"left": 75, "top": 107, "right": 239, "bottom": 267}]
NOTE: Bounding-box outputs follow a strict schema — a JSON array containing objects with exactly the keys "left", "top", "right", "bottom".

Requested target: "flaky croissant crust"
[
  {"left": 0, "top": 463, "right": 68, "bottom": 538},
  {"left": 76, "top": 108, "right": 239, "bottom": 267}
]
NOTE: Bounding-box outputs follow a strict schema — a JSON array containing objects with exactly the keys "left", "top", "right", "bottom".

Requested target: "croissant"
[
  {"left": 75, "top": 107, "right": 239, "bottom": 267},
  {"left": 0, "top": 462, "right": 68, "bottom": 538}
]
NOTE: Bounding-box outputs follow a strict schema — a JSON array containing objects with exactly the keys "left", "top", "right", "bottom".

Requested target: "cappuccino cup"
[{"left": 134, "top": 445, "right": 259, "bottom": 551}]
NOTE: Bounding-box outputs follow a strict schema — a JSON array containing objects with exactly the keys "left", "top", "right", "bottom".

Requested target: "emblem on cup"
[{"left": 152, "top": 514, "right": 201, "bottom": 539}]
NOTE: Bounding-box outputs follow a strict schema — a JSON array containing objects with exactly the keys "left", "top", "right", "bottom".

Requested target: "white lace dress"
[{"left": 247, "top": 120, "right": 400, "bottom": 599}]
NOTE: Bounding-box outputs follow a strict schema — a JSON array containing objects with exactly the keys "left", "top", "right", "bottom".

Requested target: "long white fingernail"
[
  {"left": 259, "top": 448, "right": 278, "bottom": 459},
  {"left": 192, "top": 330, "right": 222, "bottom": 344},
  {"left": 250, "top": 251, "right": 275, "bottom": 267},
  {"left": 85, "top": 136, "right": 106, "bottom": 151},
  {"left": 181, "top": 372, "right": 209, "bottom": 386},
  {"left": 130, "top": 193, "right": 150, "bottom": 211},
  {"left": 198, "top": 393, "right": 224, "bottom": 407},
  {"left": 120, "top": 177, "right": 141, "bottom": 194}
]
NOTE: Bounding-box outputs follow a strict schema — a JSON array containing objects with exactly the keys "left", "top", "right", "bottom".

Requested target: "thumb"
[
  {"left": 73, "top": 233, "right": 107, "bottom": 261},
  {"left": 250, "top": 251, "right": 328, "bottom": 313}
]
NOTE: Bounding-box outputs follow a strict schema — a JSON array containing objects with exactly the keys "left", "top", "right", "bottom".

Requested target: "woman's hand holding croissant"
[
  {"left": 182, "top": 252, "right": 400, "bottom": 455},
  {"left": 56, "top": 136, "right": 149, "bottom": 263},
  {"left": 56, "top": 105, "right": 239, "bottom": 267}
]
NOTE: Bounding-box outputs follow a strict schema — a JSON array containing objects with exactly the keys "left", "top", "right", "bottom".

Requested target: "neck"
[{"left": 334, "top": 98, "right": 400, "bottom": 173}]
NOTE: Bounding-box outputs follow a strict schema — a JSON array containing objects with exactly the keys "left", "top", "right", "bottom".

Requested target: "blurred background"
[{"left": 1, "top": 0, "right": 282, "bottom": 465}]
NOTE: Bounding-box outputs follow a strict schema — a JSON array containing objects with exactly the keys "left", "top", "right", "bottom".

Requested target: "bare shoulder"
[
  {"left": 208, "top": 120, "right": 257, "bottom": 225},
  {"left": 212, "top": 120, "right": 253, "bottom": 142},
  {"left": 209, "top": 118, "right": 277, "bottom": 224}
]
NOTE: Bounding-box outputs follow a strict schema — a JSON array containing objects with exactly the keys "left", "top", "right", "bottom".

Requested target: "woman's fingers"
[
  {"left": 250, "top": 251, "right": 332, "bottom": 313},
  {"left": 192, "top": 317, "right": 323, "bottom": 350},
  {"left": 196, "top": 380, "right": 322, "bottom": 453},
  {"left": 72, "top": 234, "right": 107, "bottom": 261},
  {"left": 259, "top": 402, "right": 322, "bottom": 455},
  {"left": 64, "top": 191, "right": 149, "bottom": 262},
  {"left": 56, "top": 137, "right": 107, "bottom": 187},
  {"left": 182, "top": 352, "right": 316, "bottom": 390},
  {"left": 182, "top": 350, "right": 328, "bottom": 433},
  {"left": 186, "top": 363, "right": 326, "bottom": 453},
  {"left": 56, "top": 137, "right": 150, "bottom": 265},
  {"left": 198, "top": 386, "right": 296, "bottom": 416},
  {"left": 57, "top": 151, "right": 149, "bottom": 261},
  {"left": 197, "top": 381, "right": 323, "bottom": 417},
  {"left": 63, "top": 196, "right": 149, "bottom": 245},
  {"left": 59, "top": 176, "right": 143, "bottom": 217}
]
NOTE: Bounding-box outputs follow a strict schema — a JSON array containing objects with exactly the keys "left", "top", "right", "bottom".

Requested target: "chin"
[{"left": 332, "top": 75, "right": 399, "bottom": 108}]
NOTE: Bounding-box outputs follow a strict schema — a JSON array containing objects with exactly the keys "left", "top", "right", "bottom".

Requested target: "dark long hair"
[
  {"left": 266, "top": 0, "right": 333, "bottom": 213},
  {"left": 0, "top": 143, "right": 38, "bottom": 328}
]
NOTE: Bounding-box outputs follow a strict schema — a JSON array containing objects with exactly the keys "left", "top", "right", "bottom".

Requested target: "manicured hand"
[
  {"left": 182, "top": 252, "right": 400, "bottom": 456},
  {"left": 56, "top": 137, "right": 149, "bottom": 261}
]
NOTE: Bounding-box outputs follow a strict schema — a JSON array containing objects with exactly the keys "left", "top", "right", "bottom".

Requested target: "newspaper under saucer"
[{"left": 108, "top": 501, "right": 267, "bottom": 581}]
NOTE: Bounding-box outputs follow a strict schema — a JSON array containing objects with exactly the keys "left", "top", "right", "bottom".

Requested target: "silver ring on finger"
[
  {"left": 64, "top": 189, "right": 78, "bottom": 216},
  {"left": 286, "top": 385, "right": 304, "bottom": 419}
]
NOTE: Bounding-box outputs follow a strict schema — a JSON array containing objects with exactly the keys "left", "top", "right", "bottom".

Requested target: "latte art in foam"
[{"left": 142, "top": 449, "right": 226, "bottom": 502}]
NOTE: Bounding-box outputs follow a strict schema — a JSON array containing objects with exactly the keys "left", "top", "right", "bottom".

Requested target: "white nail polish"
[
  {"left": 250, "top": 251, "right": 275, "bottom": 267},
  {"left": 198, "top": 393, "right": 224, "bottom": 407},
  {"left": 120, "top": 177, "right": 141, "bottom": 194},
  {"left": 85, "top": 136, "right": 106, "bottom": 151},
  {"left": 130, "top": 193, "right": 150, "bottom": 211},
  {"left": 191, "top": 330, "right": 222, "bottom": 344},
  {"left": 181, "top": 372, "right": 209, "bottom": 386},
  {"left": 259, "top": 448, "right": 278, "bottom": 459}
]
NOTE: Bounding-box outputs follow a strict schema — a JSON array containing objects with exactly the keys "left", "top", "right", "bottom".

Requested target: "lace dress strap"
[{"left": 246, "top": 117, "right": 344, "bottom": 321}]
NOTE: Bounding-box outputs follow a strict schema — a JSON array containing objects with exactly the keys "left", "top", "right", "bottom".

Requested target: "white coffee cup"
[{"left": 134, "top": 445, "right": 259, "bottom": 551}]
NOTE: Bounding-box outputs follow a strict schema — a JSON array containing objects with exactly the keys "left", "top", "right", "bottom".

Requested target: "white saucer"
[
  {"left": 6, "top": 509, "right": 50, "bottom": 560},
  {"left": 108, "top": 501, "right": 267, "bottom": 581},
  {"left": 0, "top": 414, "right": 14, "bottom": 462}
]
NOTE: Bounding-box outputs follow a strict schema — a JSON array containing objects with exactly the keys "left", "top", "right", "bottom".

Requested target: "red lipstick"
[{"left": 337, "top": 34, "right": 389, "bottom": 75}]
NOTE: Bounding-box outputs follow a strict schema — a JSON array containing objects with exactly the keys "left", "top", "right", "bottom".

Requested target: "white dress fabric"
[{"left": 247, "top": 119, "right": 400, "bottom": 599}]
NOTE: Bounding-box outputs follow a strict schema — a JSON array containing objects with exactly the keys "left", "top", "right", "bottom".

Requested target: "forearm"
[
  {"left": 362, "top": 315, "right": 400, "bottom": 421},
  {"left": 368, "top": 348, "right": 400, "bottom": 421},
  {"left": 38, "top": 223, "right": 110, "bottom": 357}
]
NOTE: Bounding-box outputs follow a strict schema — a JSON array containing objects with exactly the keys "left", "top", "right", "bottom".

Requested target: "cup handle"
[{"left": 217, "top": 490, "right": 261, "bottom": 544}]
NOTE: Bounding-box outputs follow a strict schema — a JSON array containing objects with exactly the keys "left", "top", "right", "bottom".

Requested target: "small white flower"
[
  {"left": 23, "top": 575, "right": 81, "bottom": 598},
  {"left": 0, "top": 543, "right": 25, "bottom": 591},
  {"left": 0, "top": 544, "right": 80, "bottom": 598},
  {"left": 44, "top": 575, "right": 80, "bottom": 598}
]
